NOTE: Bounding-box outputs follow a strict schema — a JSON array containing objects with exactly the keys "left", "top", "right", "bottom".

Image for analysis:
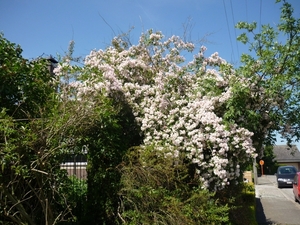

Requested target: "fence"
[
  {"left": 60, "top": 154, "right": 87, "bottom": 224},
  {"left": 60, "top": 154, "right": 87, "bottom": 179}
]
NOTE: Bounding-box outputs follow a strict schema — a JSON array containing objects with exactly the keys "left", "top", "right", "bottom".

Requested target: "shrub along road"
[{"left": 255, "top": 175, "right": 300, "bottom": 225}]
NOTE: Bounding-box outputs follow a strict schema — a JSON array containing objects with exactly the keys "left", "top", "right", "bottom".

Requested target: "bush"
[
  {"left": 117, "top": 146, "right": 230, "bottom": 225},
  {"left": 228, "top": 183, "right": 257, "bottom": 225}
]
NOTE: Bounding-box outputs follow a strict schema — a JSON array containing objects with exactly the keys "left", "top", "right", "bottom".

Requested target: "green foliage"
[
  {"left": 0, "top": 34, "right": 83, "bottom": 225},
  {"left": 0, "top": 111, "right": 68, "bottom": 224},
  {"left": 229, "top": 0, "right": 300, "bottom": 156},
  {"left": 117, "top": 146, "right": 230, "bottom": 225},
  {"left": 236, "top": 22, "right": 257, "bottom": 33},
  {"left": 215, "top": 182, "right": 257, "bottom": 225},
  {"left": 3, "top": 1, "right": 300, "bottom": 222},
  {"left": 59, "top": 176, "right": 87, "bottom": 223},
  {"left": 67, "top": 91, "right": 143, "bottom": 224},
  {"left": 258, "top": 146, "right": 279, "bottom": 175},
  {"left": 0, "top": 33, "right": 55, "bottom": 119},
  {"left": 229, "top": 183, "right": 257, "bottom": 225}
]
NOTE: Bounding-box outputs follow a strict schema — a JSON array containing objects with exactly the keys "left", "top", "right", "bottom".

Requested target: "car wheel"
[
  {"left": 295, "top": 196, "right": 298, "bottom": 203},
  {"left": 277, "top": 183, "right": 281, "bottom": 188}
]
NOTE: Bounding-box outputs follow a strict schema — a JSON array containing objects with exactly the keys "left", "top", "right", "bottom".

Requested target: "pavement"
[{"left": 255, "top": 175, "right": 300, "bottom": 225}]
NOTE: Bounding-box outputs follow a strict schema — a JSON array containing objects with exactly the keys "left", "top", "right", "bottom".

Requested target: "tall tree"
[
  {"left": 0, "top": 34, "right": 81, "bottom": 224},
  {"left": 0, "top": 33, "right": 54, "bottom": 119},
  {"left": 227, "top": 0, "right": 300, "bottom": 157}
]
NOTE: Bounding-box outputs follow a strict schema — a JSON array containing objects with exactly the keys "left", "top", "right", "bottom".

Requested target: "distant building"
[{"left": 273, "top": 145, "right": 300, "bottom": 171}]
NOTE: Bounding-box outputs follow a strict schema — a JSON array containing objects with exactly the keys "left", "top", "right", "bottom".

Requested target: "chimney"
[{"left": 47, "top": 56, "right": 58, "bottom": 76}]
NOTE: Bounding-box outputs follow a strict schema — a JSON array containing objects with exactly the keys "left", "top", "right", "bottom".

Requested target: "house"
[{"left": 273, "top": 145, "right": 300, "bottom": 171}]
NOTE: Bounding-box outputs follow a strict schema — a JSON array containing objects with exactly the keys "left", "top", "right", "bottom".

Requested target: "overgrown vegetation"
[
  {"left": 118, "top": 146, "right": 230, "bottom": 225},
  {"left": 234, "top": 0, "right": 300, "bottom": 157},
  {"left": 1, "top": 1, "right": 299, "bottom": 224},
  {"left": 228, "top": 183, "right": 257, "bottom": 225}
]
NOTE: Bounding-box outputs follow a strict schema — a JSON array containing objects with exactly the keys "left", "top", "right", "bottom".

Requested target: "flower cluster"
[{"left": 55, "top": 30, "right": 256, "bottom": 190}]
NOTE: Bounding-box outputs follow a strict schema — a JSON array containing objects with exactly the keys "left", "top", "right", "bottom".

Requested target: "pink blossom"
[{"left": 69, "top": 30, "right": 256, "bottom": 190}]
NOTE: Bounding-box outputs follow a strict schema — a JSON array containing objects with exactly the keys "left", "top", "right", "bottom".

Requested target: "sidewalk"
[{"left": 255, "top": 175, "right": 300, "bottom": 225}]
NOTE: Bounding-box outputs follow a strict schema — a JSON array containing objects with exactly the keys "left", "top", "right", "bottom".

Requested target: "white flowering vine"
[{"left": 55, "top": 30, "right": 257, "bottom": 190}]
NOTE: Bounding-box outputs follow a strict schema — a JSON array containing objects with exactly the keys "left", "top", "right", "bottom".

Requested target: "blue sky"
[
  {"left": 1, "top": 0, "right": 299, "bottom": 62},
  {"left": 1, "top": 0, "right": 300, "bottom": 147}
]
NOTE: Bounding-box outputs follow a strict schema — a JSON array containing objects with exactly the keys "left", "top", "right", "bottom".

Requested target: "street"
[{"left": 256, "top": 175, "right": 300, "bottom": 225}]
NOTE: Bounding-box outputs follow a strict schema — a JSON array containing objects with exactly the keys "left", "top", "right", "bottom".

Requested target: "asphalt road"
[{"left": 256, "top": 175, "right": 300, "bottom": 225}]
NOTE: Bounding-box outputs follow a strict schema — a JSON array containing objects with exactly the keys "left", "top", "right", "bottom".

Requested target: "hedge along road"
[{"left": 255, "top": 175, "right": 300, "bottom": 225}]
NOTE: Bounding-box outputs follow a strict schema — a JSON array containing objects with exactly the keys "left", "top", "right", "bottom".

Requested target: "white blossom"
[{"left": 67, "top": 30, "right": 256, "bottom": 190}]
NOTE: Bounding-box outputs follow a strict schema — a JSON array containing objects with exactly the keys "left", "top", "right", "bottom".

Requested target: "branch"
[
  {"left": 31, "top": 168, "right": 49, "bottom": 175},
  {"left": 0, "top": 186, "right": 36, "bottom": 225}
]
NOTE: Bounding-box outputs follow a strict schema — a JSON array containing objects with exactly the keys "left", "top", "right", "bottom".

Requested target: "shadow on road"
[{"left": 256, "top": 198, "right": 274, "bottom": 225}]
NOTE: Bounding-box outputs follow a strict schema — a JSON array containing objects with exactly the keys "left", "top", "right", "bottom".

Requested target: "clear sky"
[
  {"left": 1, "top": 0, "right": 300, "bottom": 147},
  {"left": 1, "top": 0, "right": 299, "bottom": 61}
]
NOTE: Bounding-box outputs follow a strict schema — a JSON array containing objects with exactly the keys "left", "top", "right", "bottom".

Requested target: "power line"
[
  {"left": 223, "top": 0, "right": 235, "bottom": 63},
  {"left": 230, "top": 0, "right": 240, "bottom": 60}
]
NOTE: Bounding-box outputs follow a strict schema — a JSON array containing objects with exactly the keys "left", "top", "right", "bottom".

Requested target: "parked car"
[
  {"left": 293, "top": 172, "right": 300, "bottom": 202},
  {"left": 276, "top": 166, "right": 297, "bottom": 188}
]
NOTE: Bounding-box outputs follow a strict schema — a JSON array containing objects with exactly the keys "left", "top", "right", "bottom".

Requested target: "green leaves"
[
  {"left": 234, "top": 0, "right": 300, "bottom": 153},
  {"left": 0, "top": 34, "right": 81, "bottom": 224},
  {"left": 235, "top": 21, "right": 257, "bottom": 32},
  {"left": 0, "top": 34, "right": 56, "bottom": 119},
  {"left": 118, "top": 146, "right": 230, "bottom": 225},
  {"left": 237, "top": 33, "right": 249, "bottom": 44}
]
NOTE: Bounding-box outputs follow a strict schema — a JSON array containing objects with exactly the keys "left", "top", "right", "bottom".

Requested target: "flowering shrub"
[{"left": 55, "top": 30, "right": 256, "bottom": 190}]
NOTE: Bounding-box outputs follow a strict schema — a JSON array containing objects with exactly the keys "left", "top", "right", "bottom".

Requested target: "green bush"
[
  {"left": 227, "top": 183, "right": 257, "bottom": 225},
  {"left": 80, "top": 96, "right": 143, "bottom": 224},
  {"left": 117, "top": 146, "right": 230, "bottom": 225}
]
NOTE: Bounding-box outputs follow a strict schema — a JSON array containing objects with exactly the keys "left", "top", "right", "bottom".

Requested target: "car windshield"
[{"left": 278, "top": 167, "right": 297, "bottom": 174}]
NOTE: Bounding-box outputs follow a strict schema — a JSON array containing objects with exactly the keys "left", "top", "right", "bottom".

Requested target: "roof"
[
  {"left": 47, "top": 56, "right": 58, "bottom": 64},
  {"left": 273, "top": 145, "right": 300, "bottom": 163}
]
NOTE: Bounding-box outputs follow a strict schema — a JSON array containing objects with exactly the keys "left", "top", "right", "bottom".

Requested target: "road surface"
[{"left": 256, "top": 175, "right": 300, "bottom": 225}]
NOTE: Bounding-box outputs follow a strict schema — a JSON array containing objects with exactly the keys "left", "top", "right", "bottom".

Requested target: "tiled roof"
[{"left": 273, "top": 145, "right": 300, "bottom": 162}]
